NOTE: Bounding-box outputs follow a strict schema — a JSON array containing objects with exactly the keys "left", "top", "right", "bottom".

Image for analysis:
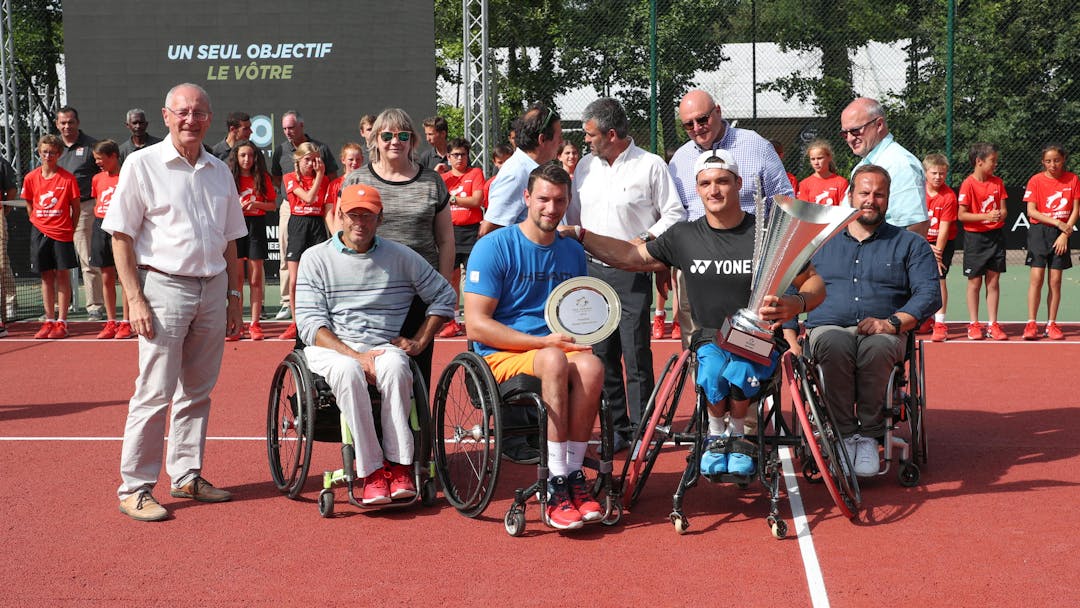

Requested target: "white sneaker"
[
  {"left": 274, "top": 305, "right": 291, "bottom": 320},
  {"left": 841, "top": 435, "right": 859, "bottom": 476},
  {"left": 854, "top": 436, "right": 879, "bottom": 477}
]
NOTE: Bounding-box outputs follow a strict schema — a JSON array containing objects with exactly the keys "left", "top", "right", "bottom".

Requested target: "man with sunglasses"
[
  {"left": 270, "top": 110, "right": 339, "bottom": 321},
  {"left": 667, "top": 89, "right": 793, "bottom": 350},
  {"left": 480, "top": 103, "right": 563, "bottom": 237},
  {"left": 840, "top": 97, "right": 928, "bottom": 236}
]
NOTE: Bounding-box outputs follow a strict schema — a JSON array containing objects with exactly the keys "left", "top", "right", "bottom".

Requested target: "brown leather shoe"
[
  {"left": 119, "top": 491, "right": 169, "bottom": 521},
  {"left": 170, "top": 476, "right": 232, "bottom": 503}
]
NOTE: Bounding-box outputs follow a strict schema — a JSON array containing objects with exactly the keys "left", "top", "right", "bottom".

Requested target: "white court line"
[
  {"left": 780, "top": 446, "right": 830, "bottom": 608},
  {"left": 0, "top": 436, "right": 265, "bottom": 441}
]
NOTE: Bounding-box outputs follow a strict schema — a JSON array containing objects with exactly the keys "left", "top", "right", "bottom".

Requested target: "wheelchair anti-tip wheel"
[{"left": 268, "top": 350, "right": 315, "bottom": 499}]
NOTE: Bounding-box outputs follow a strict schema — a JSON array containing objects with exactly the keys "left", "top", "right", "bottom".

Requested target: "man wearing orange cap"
[{"left": 294, "top": 183, "right": 456, "bottom": 505}]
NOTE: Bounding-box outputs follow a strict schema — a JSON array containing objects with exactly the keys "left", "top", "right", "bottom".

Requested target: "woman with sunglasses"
[{"left": 342, "top": 108, "right": 455, "bottom": 385}]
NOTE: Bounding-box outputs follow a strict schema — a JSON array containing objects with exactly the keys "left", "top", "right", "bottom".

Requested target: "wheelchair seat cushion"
[{"left": 498, "top": 374, "right": 543, "bottom": 402}]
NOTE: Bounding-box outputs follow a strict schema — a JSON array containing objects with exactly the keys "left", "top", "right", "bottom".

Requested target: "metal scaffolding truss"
[
  {"left": 0, "top": 0, "right": 21, "bottom": 174},
  {"left": 462, "top": 0, "right": 490, "bottom": 175}
]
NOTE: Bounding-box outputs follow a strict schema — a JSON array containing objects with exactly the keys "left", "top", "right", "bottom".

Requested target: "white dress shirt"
[
  {"left": 103, "top": 140, "right": 247, "bottom": 277},
  {"left": 568, "top": 140, "right": 685, "bottom": 240}
]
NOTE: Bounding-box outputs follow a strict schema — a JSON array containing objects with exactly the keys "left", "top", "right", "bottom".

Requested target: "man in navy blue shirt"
[{"left": 784, "top": 165, "right": 940, "bottom": 478}]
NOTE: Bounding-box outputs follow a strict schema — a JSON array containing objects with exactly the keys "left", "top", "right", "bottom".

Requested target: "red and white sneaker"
[
  {"left": 651, "top": 313, "right": 666, "bottom": 339},
  {"left": 225, "top": 324, "right": 244, "bottom": 342},
  {"left": 1022, "top": 321, "right": 1039, "bottom": 340},
  {"left": 35, "top": 320, "right": 55, "bottom": 339},
  {"left": 248, "top": 322, "right": 265, "bottom": 341},
  {"left": 361, "top": 469, "right": 391, "bottom": 506},
  {"left": 387, "top": 464, "right": 417, "bottom": 500},
  {"left": 1045, "top": 322, "right": 1064, "bottom": 341},
  {"left": 987, "top": 322, "right": 1008, "bottom": 341},
  {"left": 671, "top": 320, "right": 682, "bottom": 340},
  {"left": 916, "top": 318, "right": 934, "bottom": 334},
  {"left": 48, "top": 321, "right": 69, "bottom": 339},
  {"left": 114, "top": 321, "right": 135, "bottom": 339},
  {"left": 278, "top": 323, "right": 297, "bottom": 340},
  {"left": 931, "top": 322, "right": 948, "bottom": 342},
  {"left": 967, "top": 322, "right": 984, "bottom": 341},
  {"left": 438, "top": 319, "right": 462, "bottom": 338},
  {"left": 566, "top": 470, "right": 602, "bottom": 522},
  {"left": 545, "top": 475, "right": 583, "bottom": 530},
  {"left": 97, "top": 320, "right": 118, "bottom": 339}
]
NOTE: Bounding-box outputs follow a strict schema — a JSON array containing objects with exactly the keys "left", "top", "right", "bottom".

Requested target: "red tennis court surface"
[{"left": 2, "top": 322, "right": 1078, "bottom": 606}]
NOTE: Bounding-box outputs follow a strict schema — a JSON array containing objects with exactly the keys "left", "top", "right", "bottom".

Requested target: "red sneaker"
[
  {"left": 1022, "top": 321, "right": 1039, "bottom": 340},
  {"left": 97, "top": 320, "right": 118, "bottom": 339},
  {"left": 916, "top": 318, "right": 934, "bottom": 334},
  {"left": 545, "top": 475, "right": 583, "bottom": 530},
  {"left": 966, "top": 322, "right": 984, "bottom": 341},
  {"left": 48, "top": 321, "right": 69, "bottom": 339},
  {"left": 278, "top": 323, "right": 297, "bottom": 340},
  {"left": 670, "top": 320, "right": 682, "bottom": 340},
  {"left": 35, "top": 321, "right": 55, "bottom": 339},
  {"left": 931, "top": 322, "right": 948, "bottom": 342},
  {"left": 438, "top": 319, "right": 461, "bottom": 339},
  {"left": 1046, "top": 322, "right": 1064, "bottom": 341},
  {"left": 988, "top": 322, "right": 1007, "bottom": 341},
  {"left": 248, "top": 322, "right": 264, "bottom": 341},
  {"left": 651, "top": 313, "right": 666, "bottom": 339},
  {"left": 114, "top": 321, "right": 135, "bottom": 339},
  {"left": 566, "top": 470, "right": 602, "bottom": 522},
  {"left": 225, "top": 323, "right": 244, "bottom": 342},
  {"left": 387, "top": 464, "right": 416, "bottom": 500},
  {"left": 361, "top": 469, "right": 391, "bottom": 506}
]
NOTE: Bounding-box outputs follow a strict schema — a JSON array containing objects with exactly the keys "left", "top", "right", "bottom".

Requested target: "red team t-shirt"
[
  {"left": 284, "top": 171, "right": 330, "bottom": 216},
  {"left": 92, "top": 172, "right": 120, "bottom": 219},
  {"left": 442, "top": 166, "right": 486, "bottom": 226},
  {"left": 1023, "top": 171, "right": 1078, "bottom": 225},
  {"left": 21, "top": 166, "right": 80, "bottom": 241},
  {"left": 323, "top": 175, "right": 346, "bottom": 216},
  {"left": 238, "top": 174, "right": 277, "bottom": 217},
  {"left": 958, "top": 174, "right": 1007, "bottom": 232},
  {"left": 797, "top": 174, "right": 848, "bottom": 206},
  {"left": 926, "top": 185, "right": 959, "bottom": 243}
]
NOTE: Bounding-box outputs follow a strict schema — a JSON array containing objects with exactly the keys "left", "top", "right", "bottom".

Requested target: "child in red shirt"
[
  {"left": 797, "top": 139, "right": 848, "bottom": 206},
  {"left": 770, "top": 139, "right": 798, "bottom": 193},
  {"left": 1022, "top": 144, "right": 1078, "bottom": 340},
  {"left": 279, "top": 142, "right": 330, "bottom": 339},
  {"left": 957, "top": 142, "right": 1008, "bottom": 341},
  {"left": 324, "top": 142, "right": 364, "bottom": 236},
  {"left": 227, "top": 140, "right": 278, "bottom": 340},
  {"left": 22, "top": 135, "right": 80, "bottom": 339},
  {"left": 88, "top": 140, "right": 132, "bottom": 339},
  {"left": 923, "top": 153, "right": 958, "bottom": 342},
  {"left": 438, "top": 137, "right": 486, "bottom": 338}
]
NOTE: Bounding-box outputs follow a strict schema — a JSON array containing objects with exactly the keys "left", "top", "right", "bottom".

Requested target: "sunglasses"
[
  {"left": 839, "top": 118, "right": 879, "bottom": 138},
  {"left": 379, "top": 131, "right": 412, "bottom": 142},
  {"left": 681, "top": 108, "right": 714, "bottom": 131}
]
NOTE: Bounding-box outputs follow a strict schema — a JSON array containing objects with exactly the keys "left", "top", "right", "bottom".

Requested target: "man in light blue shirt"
[{"left": 840, "top": 97, "right": 928, "bottom": 236}]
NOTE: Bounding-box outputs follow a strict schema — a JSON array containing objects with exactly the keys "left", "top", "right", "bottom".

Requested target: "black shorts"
[
  {"left": 1025, "top": 223, "right": 1073, "bottom": 270},
  {"left": 237, "top": 215, "right": 269, "bottom": 260},
  {"left": 285, "top": 214, "right": 328, "bottom": 261},
  {"left": 89, "top": 217, "right": 115, "bottom": 268},
  {"left": 29, "top": 226, "right": 78, "bottom": 274},
  {"left": 962, "top": 229, "right": 1006, "bottom": 278},
  {"left": 453, "top": 223, "right": 480, "bottom": 267},
  {"left": 937, "top": 238, "right": 957, "bottom": 278}
]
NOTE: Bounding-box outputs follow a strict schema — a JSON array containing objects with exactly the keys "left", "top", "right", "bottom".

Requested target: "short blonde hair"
[{"left": 368, "top": 108, "right": 418, "bottom": 165}]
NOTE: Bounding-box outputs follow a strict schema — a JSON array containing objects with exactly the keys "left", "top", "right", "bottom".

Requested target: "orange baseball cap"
[{"left": 338, "top": 184, "right": 383, "bottom": 214}]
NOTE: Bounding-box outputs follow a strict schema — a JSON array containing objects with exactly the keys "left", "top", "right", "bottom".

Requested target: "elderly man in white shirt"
[
  {"left": 104, "top": 82, "right": 247, "bottom": 522},
  {"left": 567, "top": 97, "right": 685, "bottom": 450}
]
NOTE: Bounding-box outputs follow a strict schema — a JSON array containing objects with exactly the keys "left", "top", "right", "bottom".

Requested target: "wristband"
[
  {"left": 793, "top": 293, "right": 806, "bottom": 313},
  {"left": 576, "top": 226, "right": 587, "bottom": 243},
  {"left": 228, "top": 289, "right": 242, "bottom": 299}
]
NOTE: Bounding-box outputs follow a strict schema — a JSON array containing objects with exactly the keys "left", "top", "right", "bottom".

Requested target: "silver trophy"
[{"left": 717, "top": 180, "right": 860, "bottom": 364}]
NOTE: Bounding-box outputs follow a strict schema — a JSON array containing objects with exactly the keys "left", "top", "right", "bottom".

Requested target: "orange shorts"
[{"left": 483, "top": 349, "right": 584, "bottom": 383}]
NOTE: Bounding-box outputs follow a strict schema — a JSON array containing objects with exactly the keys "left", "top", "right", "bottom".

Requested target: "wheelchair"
[
  {"left": 619, "top": 347, "right": 798, "bottom": 539},
  {"left": 783, "top": 331, "right": 928, "bottom": 519},
  {"left": 431, "top": 350, "right": 623, "bottom": 536},
  {"left": 266, "top": 348, "right": 437, "bottom": 517}
]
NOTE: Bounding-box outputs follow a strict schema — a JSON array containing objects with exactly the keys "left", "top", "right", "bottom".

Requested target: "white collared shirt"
[
  {"left": 568, "top": 140, "right": 685, "bottom": 239},
  {"left": 102, "top": 140, "right": 247, "bottom": 277}
]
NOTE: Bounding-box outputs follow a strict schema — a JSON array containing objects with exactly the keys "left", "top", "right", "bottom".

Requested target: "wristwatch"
[
  {"left": 228, "top": 289, "right": 242, "bottom": 299},
  {"left": 886, "top": 314, "right": 902, "bottom": 333},
  {"left": 637, "top": 231, "right": 653, "bottom": 242}
]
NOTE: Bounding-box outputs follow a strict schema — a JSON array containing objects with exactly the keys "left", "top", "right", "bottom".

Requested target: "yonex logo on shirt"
[{"left": 689, "top": 258, "right": 752, "bottom": 275}]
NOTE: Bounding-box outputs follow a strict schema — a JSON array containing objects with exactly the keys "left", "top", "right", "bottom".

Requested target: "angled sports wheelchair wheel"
[
  {"left": 433, "top": 352, "right": 502, "bottom": 518},
  {"left": 783, "top": 352, "right": 861, "bottom": 519},
  {"left": 912, "top": 339, "right": 927, "bottom": 465},
  {"left": 620, "top": 349, "right": 692, "bottom": 507},
  {"left": 267, "top": 350, "right": 315, "bottom": 499}
]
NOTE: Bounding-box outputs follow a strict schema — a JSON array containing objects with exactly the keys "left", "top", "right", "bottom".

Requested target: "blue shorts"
[{"left": 695, "top": 342, "right": 778, "bottom": 404}]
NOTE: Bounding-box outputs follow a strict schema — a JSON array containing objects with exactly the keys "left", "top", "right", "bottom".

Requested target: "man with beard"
[
  {"left": 783, "top": 165, "right": 939, "bottom": 479},
  {"left": 463, "top": 163, "right": 604, "bottom": 531}
]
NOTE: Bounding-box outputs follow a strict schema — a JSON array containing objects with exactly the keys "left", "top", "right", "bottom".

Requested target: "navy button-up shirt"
[{"left": 804, "top": 222, "right": 941, "bottom": 328}]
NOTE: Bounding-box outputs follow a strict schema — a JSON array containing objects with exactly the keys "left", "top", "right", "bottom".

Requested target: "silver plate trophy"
[
  {"left": 544, "top": 276, "right": 621, "bottom": 346},
  {"left": 717, "top": 179, "right": 860, "bottom": 364}
]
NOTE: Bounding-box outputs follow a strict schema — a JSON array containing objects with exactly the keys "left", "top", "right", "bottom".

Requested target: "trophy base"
[{"left": 717, "top": 316, "right": 775, "bottom": 366}]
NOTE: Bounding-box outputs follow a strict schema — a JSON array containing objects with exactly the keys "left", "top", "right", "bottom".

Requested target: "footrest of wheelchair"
[{"left": 702, "top": 471, "right": 755, "bottom": 484}]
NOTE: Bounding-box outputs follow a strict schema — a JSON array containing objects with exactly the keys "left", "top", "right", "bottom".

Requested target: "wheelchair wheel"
[
  {"left": 267, "top": 351, "right": 315, "bottom": 499},
  {"left": 911, "top": 339, "right": 927, "bottom": 465},
  {"left": 433, "top": 352, "right": 502, "bottom": 518},
  {"left": 408, "top": 358, "right": 433, "bottom": 484},
  {"left": 620, "top": 349, "right": 692, "bottom": 508},
  {"left": 783, "top": 352, "right": 861, "bottom": 519}
]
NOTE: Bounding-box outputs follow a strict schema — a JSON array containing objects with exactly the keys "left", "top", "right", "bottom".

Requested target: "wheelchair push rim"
[{"left": 267, "top": 351, "right": 315, "bottom": 499}]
